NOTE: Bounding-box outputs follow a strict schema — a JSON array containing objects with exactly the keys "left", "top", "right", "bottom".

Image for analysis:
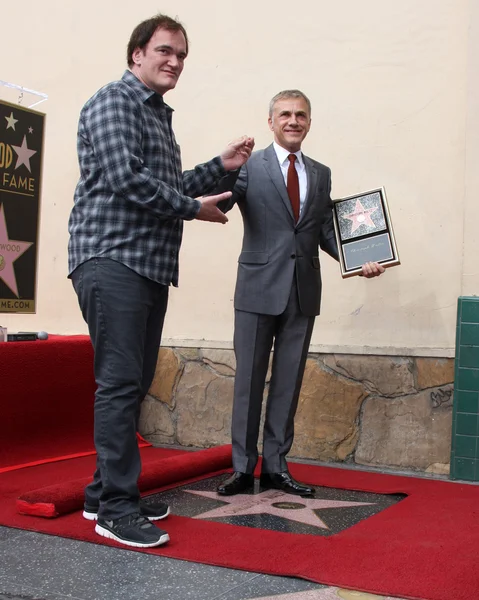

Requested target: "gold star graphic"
[
  {"left": 0, "top": 204, "right": 33, "bottom": 297},
  {"left": 5, "top": 112, "right": 18, "bottom": 130},
  {"left": 11, "top": 135, "right": 37, "bottom": 173}
]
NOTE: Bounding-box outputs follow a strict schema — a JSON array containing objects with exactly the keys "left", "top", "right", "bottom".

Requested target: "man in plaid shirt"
[{"left": 68, "top": 13, "right": 254, "bottom": 549}]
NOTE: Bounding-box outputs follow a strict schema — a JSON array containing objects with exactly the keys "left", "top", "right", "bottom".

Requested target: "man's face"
[
  {"left": 131, "top": 27, "right": 187, "bottom": 95},
  {"left": 268, "top": 97, "right": 311, "bottom": 152}
]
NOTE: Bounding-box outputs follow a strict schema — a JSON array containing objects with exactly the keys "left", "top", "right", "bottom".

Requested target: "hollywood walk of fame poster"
[
  {"left": 0, "top": 100, "right": 45, "bottom": 312},
  {"left": 332, "top": 187, "right": 400, "bottom": 278}
]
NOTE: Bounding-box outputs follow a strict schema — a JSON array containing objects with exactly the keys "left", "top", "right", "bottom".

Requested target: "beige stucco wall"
[
  {"left": 0, "top": 0, "right": 474, "bottom": 356},
  {"left": 462, "top": 0, "right": 479, "bottom": 297}
]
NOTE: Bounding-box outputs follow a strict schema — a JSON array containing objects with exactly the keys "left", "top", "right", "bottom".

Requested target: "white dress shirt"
[{"left": 273, "top": 142, "right": 308, "bottom": 216}]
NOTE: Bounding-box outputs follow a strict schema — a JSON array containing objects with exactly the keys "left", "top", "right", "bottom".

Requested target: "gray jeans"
[{"left": 71, "top": 258, "right": 168, "bottom": 520}]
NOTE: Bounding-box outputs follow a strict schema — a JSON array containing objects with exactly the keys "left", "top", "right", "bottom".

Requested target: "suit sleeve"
[
  {"left": 319, "top": 168, "right": 340, "bottom": 261},
  {"left": 216, "top": 164, "right": 248, "bottom": 213}
]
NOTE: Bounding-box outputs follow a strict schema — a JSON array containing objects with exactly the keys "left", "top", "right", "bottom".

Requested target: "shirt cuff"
[
  {"left": 211, "top": 156, "right": 228, "bottom": 178},
  {"left": 181, "top": 196, "right": 202, "bottom": 221}
]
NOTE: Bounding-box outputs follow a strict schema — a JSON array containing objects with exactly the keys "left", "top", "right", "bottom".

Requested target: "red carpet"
[
  {"left": 2, "top": 335, "right": 479, "bottom": 599},
  {"left": 17, "top": 445, "right": 233, "bottom": 518},
  {"left": 0, "top": 335, "right": 96, "bottom": 470},
  {"left": 1, "top": 447, "right": 478, "bottom": 600}
]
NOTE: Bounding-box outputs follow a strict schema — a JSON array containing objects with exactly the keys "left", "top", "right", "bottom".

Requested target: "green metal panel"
[{"left": 451, "top": 296, "right": 479, "bottom": 481}]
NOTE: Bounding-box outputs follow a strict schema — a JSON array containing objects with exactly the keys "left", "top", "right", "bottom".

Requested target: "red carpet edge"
[{"left": 17, "top": 444, "right": 233, "bottom": 517}]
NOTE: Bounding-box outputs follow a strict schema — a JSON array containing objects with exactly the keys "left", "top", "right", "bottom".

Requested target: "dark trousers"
[
  {"left": 71, "top": 258, "right": 168, "bottom": 520},
  {"left": 232, "top": 281, "right": 315, "bottom": 474}
]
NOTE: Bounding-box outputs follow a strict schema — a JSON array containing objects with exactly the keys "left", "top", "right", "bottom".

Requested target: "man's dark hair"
[{"left": 127, "top": 14, "right": 188, "bottom": 67}]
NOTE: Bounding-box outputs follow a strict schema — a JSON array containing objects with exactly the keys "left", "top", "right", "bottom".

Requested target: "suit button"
[
  {"left": 291, "top": 254, "right": 296, "bottom": 259},
  {"left": 294, "top": 230, "right": 298, "bottom": 235}
]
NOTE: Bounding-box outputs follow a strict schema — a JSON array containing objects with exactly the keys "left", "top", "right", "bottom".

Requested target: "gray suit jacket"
[{"left": 219, "top": 144, "right": 339, "bottom": 317}]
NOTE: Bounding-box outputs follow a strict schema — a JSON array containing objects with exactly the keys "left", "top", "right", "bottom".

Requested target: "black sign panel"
[{"left": 0, "top": 100, "right": 45, "bottom": 312}]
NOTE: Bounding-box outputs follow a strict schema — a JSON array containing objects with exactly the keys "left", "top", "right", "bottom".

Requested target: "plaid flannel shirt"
[{"left": 68, "top": 70, "right": 226, "bottom": 286}]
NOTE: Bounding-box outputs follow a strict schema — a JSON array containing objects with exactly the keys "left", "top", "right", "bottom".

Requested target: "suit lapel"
[
  {"left": 298, "top": 155, "right": 320, "bottom": 224},
  {"left": 262, "top": 144, "right": 294, "bottom": 221},
  {"left": 298, "top": 154, "right": 321, "bottom": 223}
]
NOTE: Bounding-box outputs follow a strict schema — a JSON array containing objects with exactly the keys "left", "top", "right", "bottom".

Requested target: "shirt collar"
[
  {"left": 273, "top": 142, "right": 304, "bottom": 168},
  {"left": 121, "top": 70, "right": 173, "bottom": 112}
]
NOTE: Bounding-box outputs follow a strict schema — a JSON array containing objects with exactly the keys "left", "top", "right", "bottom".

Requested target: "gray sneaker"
[
  {"left": 95, "top": 513, "right": 169, "bottom": 548},
  {"left": 83, "top": 499, "right": 170, "bottom": 522}
]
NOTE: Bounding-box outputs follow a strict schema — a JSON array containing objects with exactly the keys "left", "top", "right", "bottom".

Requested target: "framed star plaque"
[
  {"left": 332, "top": 187, "right": 400, "bottom": 278},
  {"left": 0, "top": 100, "right": 45, "bottom": 312}
]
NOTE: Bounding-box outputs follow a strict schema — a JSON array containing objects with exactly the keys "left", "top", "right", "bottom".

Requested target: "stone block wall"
[{"left": 139, "top": 348, "right": 454, "bottom": 476}]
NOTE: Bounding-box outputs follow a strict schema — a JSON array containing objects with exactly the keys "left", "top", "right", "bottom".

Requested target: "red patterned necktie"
[{"left": 287, "top": 154, "right": 300, "bottom": 222}]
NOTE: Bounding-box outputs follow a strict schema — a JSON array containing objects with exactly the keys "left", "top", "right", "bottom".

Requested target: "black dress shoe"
[
  {"left": 217, "top": 472, "right": 254, "bottom": 495},
  {"left": 260, "top": 471, "right": 315, "bottom": 496}
]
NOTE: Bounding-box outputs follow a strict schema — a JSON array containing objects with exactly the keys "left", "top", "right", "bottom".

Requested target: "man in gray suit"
[{"left": 217, "top": 90, "right": 384, "bottom": 496}]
